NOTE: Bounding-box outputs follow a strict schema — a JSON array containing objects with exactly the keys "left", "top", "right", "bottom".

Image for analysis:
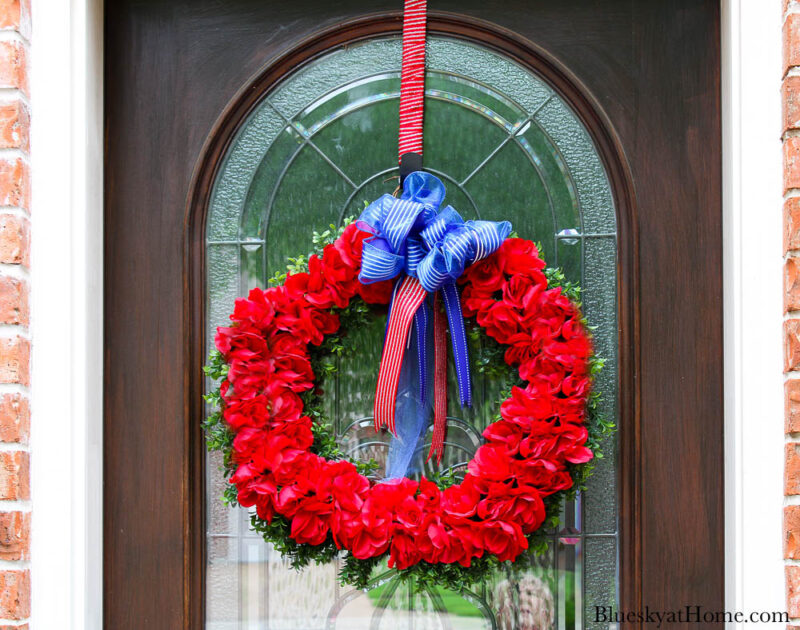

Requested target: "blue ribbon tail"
[
  {"left": 414, "top": 299, "right": 430, "bottom": 406},
  {"left": 385, "top": 305, "right": 432, "bottom": 479},
  {"left": 440, "top": 281, "right": 472, "bottom": 408}
]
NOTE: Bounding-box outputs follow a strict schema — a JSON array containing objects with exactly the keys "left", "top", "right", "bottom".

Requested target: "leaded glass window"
[{"left": 206, "top": 35, "right": 618, "bottom": 630}]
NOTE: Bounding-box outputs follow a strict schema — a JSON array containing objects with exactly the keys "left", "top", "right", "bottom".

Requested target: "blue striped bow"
[
  {"left": 358, "top": 171, "right": 511, "bottom": 291},
  {"left": 357, "top": 172, "right": 511, "bottom": 474}
]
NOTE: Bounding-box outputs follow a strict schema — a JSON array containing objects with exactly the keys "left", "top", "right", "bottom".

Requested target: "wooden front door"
[{"left": 104, "top": 1, "right": 722, "bottom": 628}]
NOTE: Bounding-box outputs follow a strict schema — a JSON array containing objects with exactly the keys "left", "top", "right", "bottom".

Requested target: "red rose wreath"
[{"left": 204, "top": 221, "right": 610, "bottom": 590}]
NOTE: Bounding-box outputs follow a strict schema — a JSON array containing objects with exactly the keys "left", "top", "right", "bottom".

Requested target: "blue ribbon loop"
[{"left": 357, "top": 172, "right": 511, "bottom": 474}]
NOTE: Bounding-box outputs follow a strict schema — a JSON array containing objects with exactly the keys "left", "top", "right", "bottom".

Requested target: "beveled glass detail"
[{"left": 206, "top": 35, "right": 619, "bottom": 629}]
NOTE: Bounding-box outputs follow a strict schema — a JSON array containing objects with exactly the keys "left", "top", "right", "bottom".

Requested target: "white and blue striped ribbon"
[{"left": 356, "top": 171, "right": 511, "bottom": 416}]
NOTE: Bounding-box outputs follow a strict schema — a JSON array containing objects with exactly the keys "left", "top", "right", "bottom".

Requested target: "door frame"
[
  {"left": 185, "top": 12, "right": 639, "bottom": 627},
  {"left": 720, "top": 0, "right": 784, "bottom": 619},
  {"left": 29, "top": 0, "right": 783, "bottom": 628}
]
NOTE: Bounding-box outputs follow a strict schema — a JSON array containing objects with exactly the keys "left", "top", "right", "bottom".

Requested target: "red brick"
[
  {"left": 787, "top": 14, "right": 800, "bottom": 75},
  {"left": 0, "top": 0, "right": 30, "bottom": 40},
  {"left": 0, "top": 511, "right": 28, "bottom": 561},
  {"left": 0, "top": 394, "right": 27, "bottom": 443},
  {"left": 788, "top": 443, "right": 800, "bottom": 494},
  {"left": 0, "top": 570, "right": 28, "bottom": 619},
  {"left": 786, "top": 76, "right": 800, "bottom": 133},
  {"left": 786, "top": 198, "right": 800, "bottom": 252},
  {"left": 0, "top": 214, "right": 29, "bottom": 266},
  {"left": 0, "top": 159, "right": 30, "bottom": 210},
  {"left": 0, "top": 451, "right": 26, "bottom": 500},
  {"left": 786, "top": 137, "right": 800, "bottom": 192},
  {"left": 786, "top": 320, "right": 800, "bottom": 371},
  {"left": 786, "top": 506, "right": 800, "bottom": 558},
  {"left": 0, "top": 276, "right": 26, "bottom": 325},
  {"left": 790, "top": 566, "right": 800, "bottom": 618},
  {"left": 0, "top": 0, "right": 21, "bottom": 30},
  {"left": 0, "top": 101, "right": 28, "bottom": 152},
  {"left": 787, "top": 258, "right": 800, "bottom": 312},
  {"left": 0, "top": 337, "right": 28, "bottom": 386},
  {"left": 788, "top": 380, "right": 800, "bottom": 433},
  {"left": 0, "top": 451, "right": 26, "bottom": 502},
  {"left": 0, "top": 40, "right": 26, "bottom": 95}
]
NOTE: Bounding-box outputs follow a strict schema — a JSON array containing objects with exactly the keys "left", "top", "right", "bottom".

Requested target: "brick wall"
[
  {"left": 0, "top": 0, "right": 29, "bottom": 626},
  {"left": 788, "top": 3, "right": 800, "bottom": 625}
]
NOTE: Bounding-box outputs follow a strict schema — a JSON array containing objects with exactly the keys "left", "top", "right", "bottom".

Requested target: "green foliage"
[
  {"left": 339, "top": 553, "right": 383, "bottom": 590},
  {"left": 202, "top": 218, "right": 614, "bottom": 590},
  {"left": 544, "top": 266, "right": 582, "bottom": 303},
  {"left": 250, "top": 512, "right": 340, "bottom": 570}
]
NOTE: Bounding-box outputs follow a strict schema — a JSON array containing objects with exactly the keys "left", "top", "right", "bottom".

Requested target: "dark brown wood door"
[{"left": 104, "top": 1, "right": 721, "bottom": 628}]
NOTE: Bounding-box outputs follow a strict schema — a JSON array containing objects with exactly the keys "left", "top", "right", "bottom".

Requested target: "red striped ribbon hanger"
[
  {"left": 373, "top": 0, "right": 450, "bottom": 463},
  {"left": 398, "top": 0, "right": 427, "bottom": 158}
]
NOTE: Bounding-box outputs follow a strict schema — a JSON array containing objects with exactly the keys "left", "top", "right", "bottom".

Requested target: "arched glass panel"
[{"left": 206, "top": 36, "right": 618, "bottom": 630}]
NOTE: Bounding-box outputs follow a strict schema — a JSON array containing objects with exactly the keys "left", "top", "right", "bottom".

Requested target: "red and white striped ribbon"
[
  {"left": 374, "top": 276, "right": 428, "bottom": 435},
  {"left": 375, "top": 0, "right": 451, "bottom": 462},
  {"left": 428, "top": 292, "right": 448, "bottom": 463},
  {"left": 398, "top": 0, "right": 427, "bottom": 158}
]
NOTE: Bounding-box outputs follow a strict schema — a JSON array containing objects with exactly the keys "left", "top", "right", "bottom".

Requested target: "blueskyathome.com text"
[{"left": 594, "top": 605, "right": 788, "bottom": 626}]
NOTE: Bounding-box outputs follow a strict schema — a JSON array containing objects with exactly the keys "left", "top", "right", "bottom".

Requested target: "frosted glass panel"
[
  {"left": 582, "top": 238, "right": 618, "bottom": 535},
  {"left": 584, "top": 538, "right": 618, "bottom": 630},
  {"left": 206, "top": 36, "right": 619, "bottom": 629}
]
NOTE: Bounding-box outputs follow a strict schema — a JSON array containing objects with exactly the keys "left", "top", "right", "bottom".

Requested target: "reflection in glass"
[{"left": 206, "top": 36, "right": 618, "bottom": 629}]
